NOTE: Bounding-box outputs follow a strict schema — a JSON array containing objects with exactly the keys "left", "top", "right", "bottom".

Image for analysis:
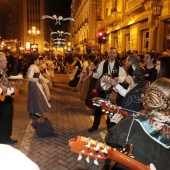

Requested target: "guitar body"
[
  {"left": 0, "top": 80, "right": 21, "bottom": 101},
  {"left": 10, "top": 87, "right": 19, "bottom": 99},
  {"left": 0, "top": 93, "right": 6, "bottom": 101}
]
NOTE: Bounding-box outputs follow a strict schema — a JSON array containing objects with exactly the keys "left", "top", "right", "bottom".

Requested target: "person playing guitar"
[
  {"left": 0, "top": 52, "right": 22, "bottom": 144},
  {"left": 105, "top": 78, "right": 170, "bottom": 170}
]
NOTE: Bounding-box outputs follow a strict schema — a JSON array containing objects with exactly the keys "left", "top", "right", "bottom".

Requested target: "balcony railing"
[
  {"left": 98, "top": 11, "right": 121, "bottom": 29},
  {"left": 125, "top": 0, "right": 145, "bottom": 15}
]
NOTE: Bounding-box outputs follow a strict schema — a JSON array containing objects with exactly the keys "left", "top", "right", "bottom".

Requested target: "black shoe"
[
  {"left": 0, "top": 138, "right": 18, "bottom": 145},
  {"left": 30, "top": 113, "right": 35, "bottom": 116},
  {"left": 34, "top": 113, "right": 42, "bottom": 118},
  {"left": 87, "top": 127, "right": 98, "bottom": 133},
  {"left": 30, "top": 113, "right": 42, "bottom": 118}
]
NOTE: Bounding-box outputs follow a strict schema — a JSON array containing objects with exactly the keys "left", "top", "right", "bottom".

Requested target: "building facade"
[
  {"left": 69, "top": 0, "right": 102, "bottom": 54},
  {"left": 22, "top": 0, "right": 45, "bottom": 53},
  {"left": 0, "top": 0, "right": 50, "bottom": 53},
  {"left": 70, "top": 0, "right": 170, "bottom": 54}
]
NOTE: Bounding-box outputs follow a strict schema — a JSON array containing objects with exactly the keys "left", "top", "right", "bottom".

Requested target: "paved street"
[{"left": 12, "top": 73, "right": 108, "bottom": 170}]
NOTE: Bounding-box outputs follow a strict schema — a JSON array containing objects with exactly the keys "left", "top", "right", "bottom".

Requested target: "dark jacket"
[
  {"left": 121, "top": 82, "right": 146, "bottom": 115},
  {"left": 105, "top": 116, "right": 170, "bottom": 170}
]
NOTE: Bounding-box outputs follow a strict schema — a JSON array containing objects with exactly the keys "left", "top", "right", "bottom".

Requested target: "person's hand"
[
  {"left": 38, "top": 78, "right": 43, "bottom": 84},
  {"left": 113, "top": 77, "right": 118, "bottom": 81},
  {"left": 110, "top": 79, "right": 118, "bottom": 87},
  {"left": 150, "top": 163, "right": 157, "bottom": 170}
]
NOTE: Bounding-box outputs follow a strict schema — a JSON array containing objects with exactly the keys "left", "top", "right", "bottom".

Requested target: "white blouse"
[{"left": 27, "top": 64, "right": 49, "bottom": 84}]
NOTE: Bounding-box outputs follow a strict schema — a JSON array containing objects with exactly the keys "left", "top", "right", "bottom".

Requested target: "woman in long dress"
[{"left": 27, "top": 56, "right": 51, "bottom": 117}]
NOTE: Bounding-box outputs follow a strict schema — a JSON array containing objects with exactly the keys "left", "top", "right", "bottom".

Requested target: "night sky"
[
  {"left": 0, "top": 0, "right": 72, "bottom": 39},
  {"left": 48, "top": 0, "right": 72, "bottom": 17},
  {"left": 47, "top": 0, "right": 72, "bottom": 32}
]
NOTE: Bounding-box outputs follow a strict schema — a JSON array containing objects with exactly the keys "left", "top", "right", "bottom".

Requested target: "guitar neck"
[
  {"left": 109, "top": 148, "right": 150, "bottom": 170},
  {"left": 101, "top": 102, "right": 130, "bottom": 117}
]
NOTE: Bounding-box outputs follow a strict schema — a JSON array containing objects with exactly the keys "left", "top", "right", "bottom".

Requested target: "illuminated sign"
[{"left": 25, "top": 42, "right": 30, "bottom": 51}]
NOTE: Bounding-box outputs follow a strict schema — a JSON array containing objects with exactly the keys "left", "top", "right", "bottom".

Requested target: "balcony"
[
  {"left": 98, "top": 11, "right": 121, "bottom": 29},
  {"left": 125, "top": 0, "right": 145, "bottom": 15}
]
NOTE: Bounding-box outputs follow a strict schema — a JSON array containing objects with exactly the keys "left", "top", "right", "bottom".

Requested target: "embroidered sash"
[{"left": 135, "top": 116, "right": 170, "bottom": 148}]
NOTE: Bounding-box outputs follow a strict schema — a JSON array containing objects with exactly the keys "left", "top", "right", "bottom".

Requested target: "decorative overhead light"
[
  {"left": 51, "top": 30, "right": 71, "bottom": 36},
  {"left": 41, "top": 15, "right": 75, "bottom": 25}
]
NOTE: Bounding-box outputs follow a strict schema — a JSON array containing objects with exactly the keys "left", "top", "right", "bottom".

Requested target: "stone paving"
[{"left": 12, "top": 73, "right": 108, "bottom": 170}]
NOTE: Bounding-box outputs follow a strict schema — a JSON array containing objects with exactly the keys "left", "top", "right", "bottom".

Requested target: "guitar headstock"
[
  {"left": 101, "top": 102, "right": 129, "bottom": 118},
  {"left": 69, "top": 136, "right": 150, "bottom": 170},
  {"left": 92, "top": 97, "right": 106, "bottom": 107},
  {"left": 69, "top": 136, "right": 113, "bottom": 164}
]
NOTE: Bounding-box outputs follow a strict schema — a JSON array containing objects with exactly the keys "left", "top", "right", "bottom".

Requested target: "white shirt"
[
  {"left": 27, "top": 65, "right": 49, "bottom": 83},
  {"left": 0, "top": 87, "right": 14, "bottom": 95},
  {"left": 0, "top": 144, "right": 40, "bottom": 170},
  {"left": 93, "top": 60, "right": 126, "bottom": 83}
]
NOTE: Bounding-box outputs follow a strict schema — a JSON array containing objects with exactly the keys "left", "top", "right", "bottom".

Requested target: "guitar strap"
[
  {"left": 125, "top": 118, "right": 134, "bottom": 145},
  {"left": 0, "top": 70, "right": 8, "bottom": 86}
]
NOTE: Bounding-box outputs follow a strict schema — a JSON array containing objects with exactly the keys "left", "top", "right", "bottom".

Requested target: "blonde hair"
[{"left": 143, "top": 78, "right": 170, "bottom": 112}]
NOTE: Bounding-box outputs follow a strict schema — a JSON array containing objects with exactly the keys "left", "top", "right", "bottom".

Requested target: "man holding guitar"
[{"left": 0, "top": 52, "right": 19, "bottom": 144}]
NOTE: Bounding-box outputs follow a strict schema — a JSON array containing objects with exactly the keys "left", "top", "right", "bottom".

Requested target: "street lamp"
[
  {"left": 152, "top": 0, "right": 162, "bottom": 17},
  {"left": 28, "top": 26, "right": 40, "bottom": 51}
]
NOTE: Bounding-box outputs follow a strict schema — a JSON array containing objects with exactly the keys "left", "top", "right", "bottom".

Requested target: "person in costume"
[
  {"left": 105, "top": 78, "right": 170, "bottom": 170},
  {"left": 0, "top": 52, "right": 19, "bottom": 144},
  {"left": 27, "top": 55, "right": 51, "bottom": 118},
  {"left": 87, "top": 47, "right": 126, "bottom": 133}
]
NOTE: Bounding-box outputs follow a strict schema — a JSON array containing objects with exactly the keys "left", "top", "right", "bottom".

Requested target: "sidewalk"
[{"left": 13, "top": 74, "right": 108, "bottom": 170}]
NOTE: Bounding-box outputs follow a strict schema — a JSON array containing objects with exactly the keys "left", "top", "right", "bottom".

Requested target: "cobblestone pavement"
[{"left": 12, "top": 73, "right": 108, "bottom": 170}]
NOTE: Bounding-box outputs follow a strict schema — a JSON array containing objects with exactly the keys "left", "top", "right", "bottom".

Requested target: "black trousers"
[
  {"left": 92, "top": 90, "right": 106, "bottom": 128},
  {"left": 0, "top": 97, "right": 14, "bottom": 142}
]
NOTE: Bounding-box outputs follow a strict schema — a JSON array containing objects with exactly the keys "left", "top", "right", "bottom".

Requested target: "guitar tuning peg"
[
  {"left": 85, "top": 137, "right": 91, "bottom": 149},
  {"left": 78, "top": 154, "right": 82, "bottom": 161},
  {"left": 86, "top": 156, "right": 90, "bottom": 163},
  {"left": 94, "top": 141, "right": 100, "bottom": 151},
  {"left": 94, "top": 158, "right": 99, "bottom": 166},
  {"left": 106, "top": 111, "right": 109, "bottom": 114},
  {"left": 101, "top": 143, "right": 108, "bottom": 154},
  {"left": 102, "top": 109, "right": 105, "bottom": 112},
  {"left": 110, "top": 112, "right": 113, "bottom": 115}
]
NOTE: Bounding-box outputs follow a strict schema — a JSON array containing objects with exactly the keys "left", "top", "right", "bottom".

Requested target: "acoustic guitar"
[
  {"left": 69, "top": 136, "right": 150, "bottom": 170},
  {"left": 92, "top": 98, "right": 130, "bottom": 123},
  {"left": 0, "top": 79, "right": 22, "bottom": 101},
  {"left": 101, "top": 102, "right": 130, "bottom": 117}
]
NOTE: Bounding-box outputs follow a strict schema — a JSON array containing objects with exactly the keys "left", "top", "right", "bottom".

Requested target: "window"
[
  {"left": 142, "top": 30, "right": 149, "bottom": 50},
  {"left": 114, "top": 37, "right": 118, "bottom": 50},
  {"left": 125, "top": 34, "right": 130, "bottom": 51}
]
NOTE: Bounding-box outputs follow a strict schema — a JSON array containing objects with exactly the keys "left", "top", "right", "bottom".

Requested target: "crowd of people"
[
  {"left": 0, "top": 47, "right": 170, "bottom": 169},
  {"left": 68, "top": 48, "right": 170, "bottom": 170}
]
